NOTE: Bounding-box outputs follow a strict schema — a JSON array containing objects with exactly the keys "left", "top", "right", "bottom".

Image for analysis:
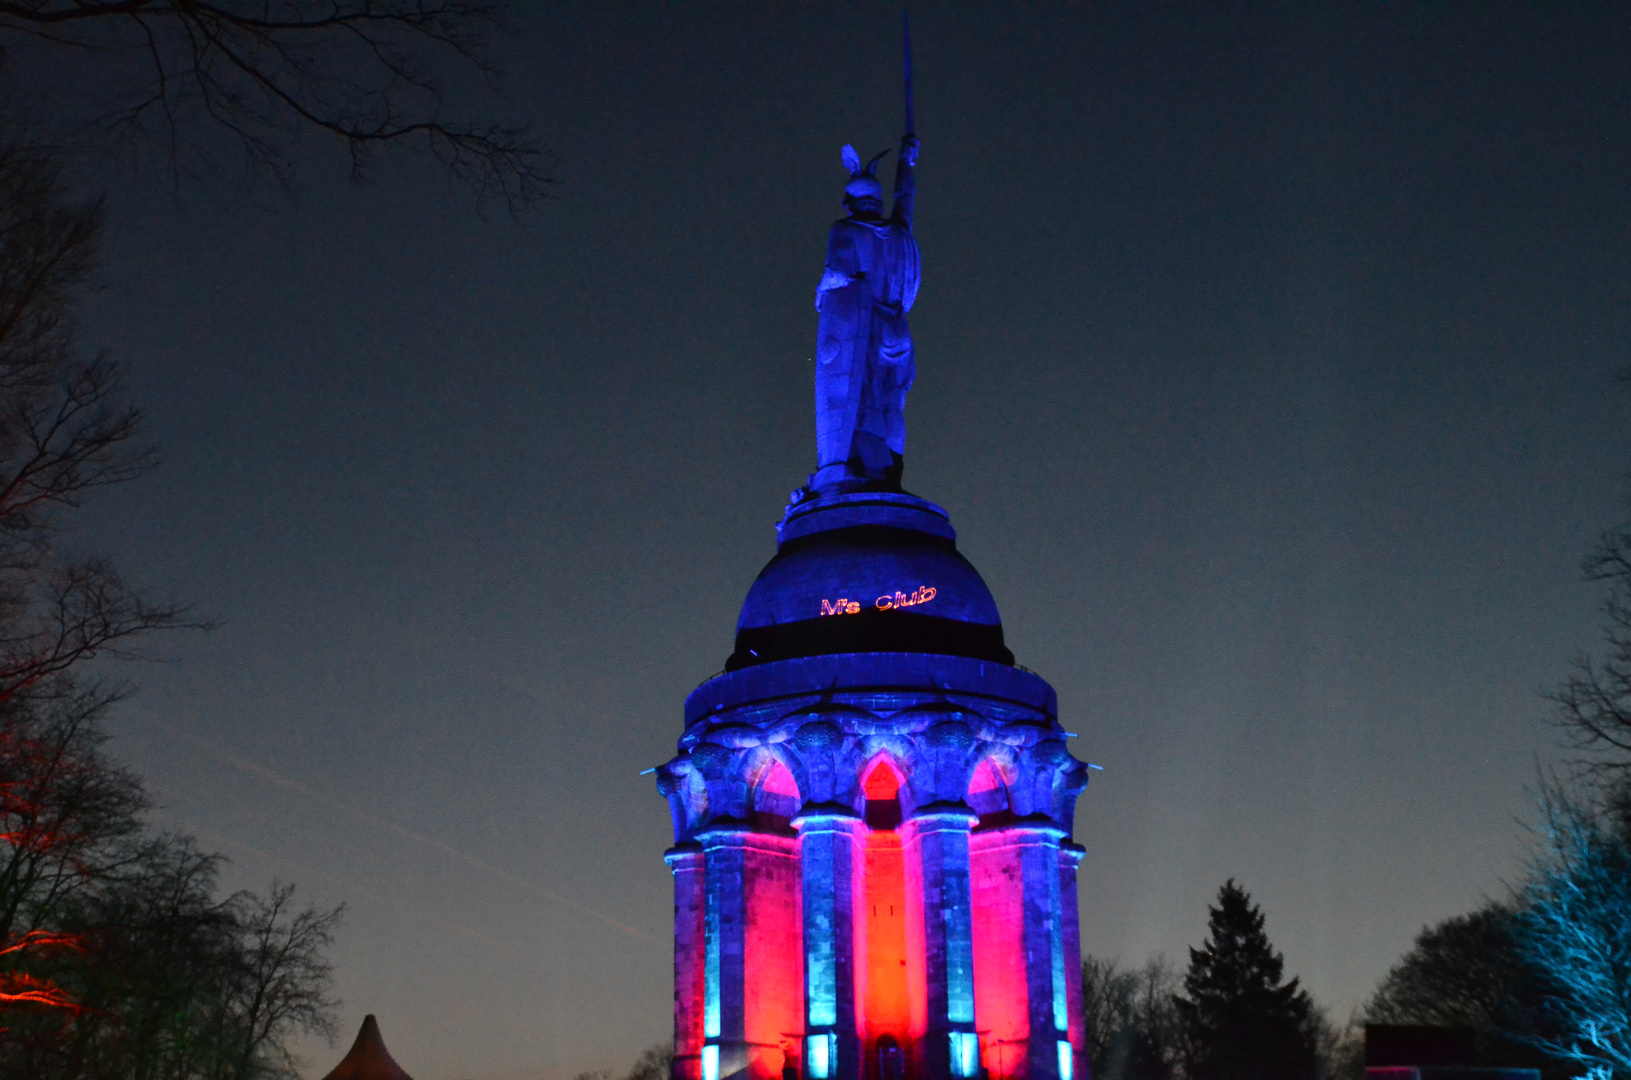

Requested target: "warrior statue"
[{"left": 811, "top": 19, "right": 922, "bottom": 493}]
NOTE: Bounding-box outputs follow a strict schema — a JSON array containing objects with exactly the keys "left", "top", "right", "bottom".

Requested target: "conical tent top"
[{"left": 320, "top": 1014, "right": 415, "bottom": 1080}]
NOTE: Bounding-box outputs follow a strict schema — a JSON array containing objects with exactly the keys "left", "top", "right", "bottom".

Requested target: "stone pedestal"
[{"left": 656, "top": 493, "right": 1092, "bottom": 1080}]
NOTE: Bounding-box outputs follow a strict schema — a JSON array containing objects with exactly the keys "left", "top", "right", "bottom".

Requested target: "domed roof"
[{"left": 726, "top": 492, "right": 1013, "bottom": 671}]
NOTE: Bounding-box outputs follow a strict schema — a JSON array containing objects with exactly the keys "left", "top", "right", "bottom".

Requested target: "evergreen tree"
[{"left": 1176, "top": 880, "right": 1319, "bottom": 1080}]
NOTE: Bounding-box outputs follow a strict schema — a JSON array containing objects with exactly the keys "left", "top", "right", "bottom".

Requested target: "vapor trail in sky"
[
  {"left": 186, "top": 824, "right": 515, "bottom": 951},
  {"left": 167, "top": 727, "right": 658, "bottom": 943}
]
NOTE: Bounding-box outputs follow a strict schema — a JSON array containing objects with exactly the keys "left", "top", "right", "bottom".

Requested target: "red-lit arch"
[
  {"left": 861, "top": 756, "right": 905, "bottom": 830},
  {"left": 967, "top": 757, "right": 1012, "bottom": 825},
  {"left": 751, "top": 758, "right": 801, "bottom": 832}
]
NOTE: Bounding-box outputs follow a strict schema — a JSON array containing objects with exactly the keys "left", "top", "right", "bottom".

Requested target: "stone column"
[
  {"left": 1058, "top": 843, "right": 1086, "bottom": 1080},
  {"left": 1010, "top": 824, "right": 1070, "bottom": 1080},
  {"left": 903, "top": 806, "right": 980, "bottom": 1080},
  {"left": 668, "top": 843, "right": 708, "bottom": 1080},
  {"left": 795, "top": 809, "right": 863, "bottom": 1080},
  {"left": 700, "top": 827, "right": 754, "bottom": 1080}
]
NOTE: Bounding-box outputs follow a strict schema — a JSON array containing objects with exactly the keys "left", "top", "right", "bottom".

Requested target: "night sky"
[{"left": 63, "top": 5, "right": 1631, "bottom": 1079}]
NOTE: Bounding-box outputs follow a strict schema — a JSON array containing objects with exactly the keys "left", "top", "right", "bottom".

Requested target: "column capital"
[
  {"left": 791, "top": 803, "right": 863, "bottom": 833},
  {"left": 665, "top": 843, "right": 705, "bottom": 870},
  {"left": 695, "top": 825, "right": 755, "bottom": 849},
  {"left": 901, "top": 802, "right": 979, "bottom": 839},
  {"left": 976, "top": 817, "right": 1069, "bottom": 843}
]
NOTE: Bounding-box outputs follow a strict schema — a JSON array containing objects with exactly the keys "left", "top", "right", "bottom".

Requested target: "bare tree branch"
[
  {"left": 0, "top": 1, "right": 553, "bottom": 212},
  {"left": 1551, "top": 523, "right": 1631, "bottom": 780}
]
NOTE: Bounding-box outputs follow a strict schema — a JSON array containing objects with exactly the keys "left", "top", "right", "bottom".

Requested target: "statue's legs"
[
  {"left": 867, "top": 316, "right": 914, "bottom": 488},
  {"left": 814, "top": 285, "right": 867, "bottom": 490},
  {"left": 815, "top": 293, "right": 914, "bottom": 492},
  {"left": 846, "top": 320, "right": 900, "bottom": 486}
]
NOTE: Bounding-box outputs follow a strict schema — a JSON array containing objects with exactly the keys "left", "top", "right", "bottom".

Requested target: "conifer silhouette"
[{"left": 1176, "top": 880, "right": 1318, "bottom": 1080}]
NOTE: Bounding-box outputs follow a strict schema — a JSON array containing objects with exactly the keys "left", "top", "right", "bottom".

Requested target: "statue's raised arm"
[
  {"left": 811, "top": 133, "right": 922, "bottom": 494},
  {"left": 893, "top": 134, "right": 919, "bottom": 230}
]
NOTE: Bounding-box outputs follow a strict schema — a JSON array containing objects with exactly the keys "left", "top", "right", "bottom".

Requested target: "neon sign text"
[
  {"left": 819, "top": 586, "right": 937, "bottom": 616},
  {"left": 876, "top": 585, "right": 935, "bottom": 611}
]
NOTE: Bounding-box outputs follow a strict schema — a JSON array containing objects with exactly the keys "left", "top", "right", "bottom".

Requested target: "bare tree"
[
  {"left": 0, "top": 681, "right": 148, "bottom": 1017},
  {"left": 0, "top": 141, "right": 191, "bottom": 707},
  {"left": 1552, "top": 521, "right": 1631, "bottom": 780},
  {"left": 1510, "top": 781, "right": 1631, "bottom": 1080},
  {"left": 573, "top": 1044, "right": 675, "bottom": 1080},
  {"left": 225, "top": 882, "right": 342, "bottom": 1080},
  {"left": 0, "top": 1, "right": 551, "bottom": 209},
  {"left": 10, "top": 839, "right": 343, "bottom": 1079},
  {"left": 1082, "top": 955, "right": 1181, "bottom": 1080}
]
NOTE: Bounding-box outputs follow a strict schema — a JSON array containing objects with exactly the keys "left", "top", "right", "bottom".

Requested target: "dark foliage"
[
  {"left": 1176, "top": 880, "right": 1320, "bottom": 1080},
  {"left": 1365, "top": 902, "right": 1567, "bottom": 1080},
  {"left": 1368, "top": 903, "right": 1527, "bottom": 1029}
]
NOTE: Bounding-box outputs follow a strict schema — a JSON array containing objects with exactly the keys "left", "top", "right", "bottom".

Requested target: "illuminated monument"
[{"left": 655, "top": 33, "right": 1091, "bottom": 1080}]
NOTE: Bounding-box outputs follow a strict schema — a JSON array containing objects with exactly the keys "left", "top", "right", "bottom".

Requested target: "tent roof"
[{"left": 320, "top": 1015, "right": 414, "bottom": 1080}]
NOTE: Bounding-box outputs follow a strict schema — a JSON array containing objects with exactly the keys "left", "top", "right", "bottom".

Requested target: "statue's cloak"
[{"left": 815, "top": 216, "right": 921, "bottom": 479}]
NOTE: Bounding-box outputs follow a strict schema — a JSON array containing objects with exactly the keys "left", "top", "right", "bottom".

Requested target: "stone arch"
[
  {"left": 860, "top": 754, "right": 907, "bottom": 830},
  {"left": 748, "top": 755, "right": 801, "bottom": 833},
  {"left": 966, "top": 755, "right": 1014, "bottom": 825}
]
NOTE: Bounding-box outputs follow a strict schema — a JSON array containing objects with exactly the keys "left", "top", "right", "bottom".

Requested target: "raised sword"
[{"left": 903, "top": 11, "right": 915, "bottom": 137}]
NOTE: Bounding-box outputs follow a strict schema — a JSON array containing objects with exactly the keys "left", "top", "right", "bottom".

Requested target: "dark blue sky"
[{"left": 64, "top": 5, "right": 1631, "bottom": 1078}]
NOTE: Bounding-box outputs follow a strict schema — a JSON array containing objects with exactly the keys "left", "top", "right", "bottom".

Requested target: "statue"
[
  {"left": 809, "top": 15, "right": 922, "bottom": 495},
  {"left": 812, "top": 134, "right": 921, "bottom": 493}
]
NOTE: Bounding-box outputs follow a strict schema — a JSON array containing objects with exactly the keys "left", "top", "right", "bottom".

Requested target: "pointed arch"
[
  {"left": 862, "top": 755, "right": 905, "bottom": 830},
  {"left": 751, "top": 757, "right": 801, "bottom": 832},
  {"left": 968, "top": 756, "right": 1013, "bottom": 826}
]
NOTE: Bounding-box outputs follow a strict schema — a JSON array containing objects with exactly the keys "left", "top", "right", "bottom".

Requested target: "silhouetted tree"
[
  {"left": 0, "top": 136, "right": 341, "bottom": 1077},
  {"left": 573, "top": 1043, "right": 675, "bottom": 1080},
  {"left": 1552, "top": 508, "right": 1631, "bottom": 782},
  {"left": 0, "top": 1, "right": 550, "bottom": 209},
  {"left": 1082, "top": 955, "right": 1179, "bottom": 1080},
  {"left": 1176, "top": 880, "right": 1319, "bottom": 1080},
  {"left": 0, "top": 135, "right": 191, "bottom": 1027},
  {"left": 0, "top": 144, "right": 189, "bottom": 706},
  {"left": 1366, "top": 901, "right": 1566, "bottom": 1080},
  {"left": 0, "top": 680, "right": 147, "bottom": 1019},
  {"left": 1368, "top": 903, "right": 1529, "bottom": 1030},
  {"left": 1083, "top": 957, "right": 1138, "bottom": 1079}
]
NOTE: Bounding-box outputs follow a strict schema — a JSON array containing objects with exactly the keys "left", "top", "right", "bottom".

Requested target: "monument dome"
[{"left": 727, "top": 491, "right": 1013, "bottom": 671}]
